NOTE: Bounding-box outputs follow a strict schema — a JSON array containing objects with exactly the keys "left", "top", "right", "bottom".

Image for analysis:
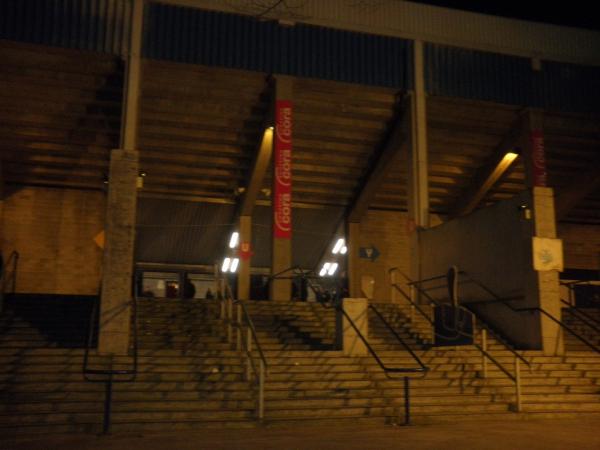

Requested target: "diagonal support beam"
[
  {"left": 449, "top": 117, "right": 522, "bottom": 218},
  {"left": 347, "top": 95, "right": 410, "bottom": 223},
  {"left": 239, "top": 80, "right": 275, "bottom": 216},
  {"left": 555, "top": 156, "right": 600, "bottom": 221}
]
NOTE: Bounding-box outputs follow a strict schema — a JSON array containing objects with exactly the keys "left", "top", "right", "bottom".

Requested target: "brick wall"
[
  {"left": 558, "top": 223, "right": 600, "bottom": 270},
  {"left": 1, "top": 186, "right": 105, "bottom": 295},
  {"left": 357, "top": 209, "right": 411, "bottom": 302}
]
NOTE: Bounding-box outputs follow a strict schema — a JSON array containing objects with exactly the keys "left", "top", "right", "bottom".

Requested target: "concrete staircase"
[
  {"left": 561, "top": 307, "right": 600, "bottom": 352},
  {"left": 0, "top": 297, "right": 259, "bottom": 435},
  {"left": 2, "top": 296, "right": 600, "bottom": 436},
  {"left": 373, "top": 301, "right": 600, "bottom": 420}
]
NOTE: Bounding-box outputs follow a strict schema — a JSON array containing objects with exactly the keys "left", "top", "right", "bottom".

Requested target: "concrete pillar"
[
  {"left": 341, "top": 298, "right": 369, "bottom": 356},
  {"left": 270, "top": 76, "right": 293, "bottom": 301},
  {"left": 532, "top": 187, "right": 563, "bottom": 355},
  {"left": 97, "top": 0, "right": 143, "bottom": 355},
  {"left": 98, "top": 149, "right": 139, "bottom": 355},
  {"left": 520, "top": 110, "right": 562, "bottom": 354},
  {"left": 407, "top": 40, "right": 430, "bottom": 289},
  {"left": 346, "top": 222, "right": 361, "bottom": 298},
  {"left": 237, "top": 215, "right": 252, "bottom": 300}
]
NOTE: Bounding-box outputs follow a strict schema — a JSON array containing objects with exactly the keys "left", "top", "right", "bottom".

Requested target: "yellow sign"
[
  {"left": 532, "top": 237, "right": 563, "bottom": 272},
  {"left": 94, "top": 230, "right": 105, "bottom": 250}
]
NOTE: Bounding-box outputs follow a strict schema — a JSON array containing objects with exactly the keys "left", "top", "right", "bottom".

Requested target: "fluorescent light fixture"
[
  {"left": 332, "top": 238, "right": 345, "bottom": 254},
  {"left": 230, "top": 258, "right": 239, "bottom": 273},
  {"left": 229, "top": 232, "right": 239, "bottom": 249},
  {"left": 221, "top": 257, "right": 231, "bottom": 273},
  {"left": 319, "top": 262, "right": 331, "bottom": 277},
  {"left": 503, "top": 151, "right": 519, "bottom": 163},
  {"left": 340, "top": 246, "right": 347, "bottom": 255},
  {"left": 327, "top": 263, "right": 338, "bottom": 276}
]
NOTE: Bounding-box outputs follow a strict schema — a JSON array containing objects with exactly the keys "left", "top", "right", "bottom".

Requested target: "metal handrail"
[
  {"left": 1, "top": 250, "right": 19, "bottom": 295},
  {"left": 369, "top": 304, "right": 429, "bottom": 372},
  {"left": 83, "top": 289, "right": 138, "bottom": 434},
  {"left": 392, "top": 268, "right": 530, "bottom": 367},
  {"left": 388, "top": 267, "right": 526, "bottom": 411},
  {"left": 460, "top": 271, "right": 600, "bottom": 355},
  {"left": 269, "top": 266, "right": 428, "bottom": 424},
  {"left": 222, "top": 283, "right": 268, "bottom": 420},
  {"left": 560, "top": 299, "right": 600, "bottom": 331}
]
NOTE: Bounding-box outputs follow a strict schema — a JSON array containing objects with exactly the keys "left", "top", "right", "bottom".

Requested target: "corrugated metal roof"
[
  {"left": 165, "top": 0, "right": 600, "bottom": 66},
  {"left": 0, "top": 0, "right": 131, "bottom": 55},
  {"left": 426, "top": 44, "right": 600, "bottom": 112},
  {"left": 143, "top": 3, "right": 413, "bottom": 89},
  {"left": 135, "top": 198, "right": 236, "bottom": 265}
]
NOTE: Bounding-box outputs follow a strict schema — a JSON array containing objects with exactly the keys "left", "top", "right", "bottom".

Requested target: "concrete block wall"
[
  {"left": 558, "top": 223, "right": 600, "bottom": 270},
  {"left": 356, "top": 210, "right": 411, "bottom": 302},
  {"left": 1, "top": 186, "right": 105, "bottom": 295}
]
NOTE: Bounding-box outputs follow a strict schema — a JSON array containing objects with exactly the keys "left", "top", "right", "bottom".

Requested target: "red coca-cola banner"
[
  {"left": 530, "top": 130, "right": 547, "bottom": 187},
  {"left": 273, "top": 100, "right": 292, "bottom": 239}
]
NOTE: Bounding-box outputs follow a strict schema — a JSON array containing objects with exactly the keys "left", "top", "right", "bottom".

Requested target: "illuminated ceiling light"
[
  {"left": 332, "top": 238, "right": 345, "bottom": 254},
  {"left": 327, "top": 263, "right": 338, "bottom": 276},
  {"left": 503, "top": 151, "right": 519, "bottom": 164},
  {"left": 319, "top": 262, "right": 331, "bottom": 277},
  {"left": 268, "top": 126, "right": 274, "bottom": 131},
  {"left": 230, "top": 258, "right": 239, "bottom": 273},
  {"left": 139, "top": 171, "right": 147, "bottom": 177},
  {"left": 229, "top": 232, "right": 239, "bottom": 249},
  {"left": 340, "top": 246, "right": 347, "bottom": 255},
  {"left": 221, "top": 257, "right": 231, "bottom": 273}
]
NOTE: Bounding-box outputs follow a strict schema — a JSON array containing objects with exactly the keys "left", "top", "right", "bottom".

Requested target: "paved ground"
[{"left": 3, "top": 419, "right": 600, "bottom": 450}]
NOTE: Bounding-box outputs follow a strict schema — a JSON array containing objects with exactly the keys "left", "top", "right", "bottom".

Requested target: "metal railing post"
[
  {"left": 236, "top": 304, "right": 242, "bottom": 351},
  {"left": 227, "top": 298, "right": 233, "bottom": 343},
  {"left": 481, "top": 328, "right": 488, "bottom": 378},
  {"left": 258, "top": 359, "right": 265, "bottom": 420},
  {"left": 515, "top": 357, "right": 522, "bottom": 412},
  {"left": 247, "top": 328, "right": 252, "bottom": 352},
  {"left": 404, "top": 376, "right": 411, "bottom": 425},
  {"left": 103, "top": 372, "right": 113, "bottom": 434},
  {"left": 390, "top": 270, "right": 397, "bottom": 304}
]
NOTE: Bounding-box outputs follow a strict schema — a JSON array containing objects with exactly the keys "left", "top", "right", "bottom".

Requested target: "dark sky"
[{"left": 409, "top": 1, "right": 600, "bottom": 31}]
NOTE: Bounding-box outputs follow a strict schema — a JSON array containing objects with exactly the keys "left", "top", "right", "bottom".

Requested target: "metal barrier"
[
  {"left": 220, "top": 284, "right": 268, "bottom": 420},
  {"left": 269, "top": 267, "right": 429, "bottom": 425},
  {"left": 388, "top": 267, "right": 529, "bottom": 412},
  {"left": 460, "top": 272, "right": 600, "bottom": 355},
  {"left": 83, "top": 291, "right": 138, "bottom": 434}
]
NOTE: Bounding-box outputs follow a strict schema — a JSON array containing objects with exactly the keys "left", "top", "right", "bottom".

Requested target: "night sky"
[{"left": 409, "top": 1, "right": 600, "bottom": 31}]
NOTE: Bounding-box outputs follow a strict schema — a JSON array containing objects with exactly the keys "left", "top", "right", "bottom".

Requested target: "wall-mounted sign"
[
  {"left": 359, "top": 245, "right": 380, "bottom": 262},
  {"left": 530, "top": 130, "right": 547, "bottom": 187},
  {"left": 533, "top": 236, "right": 563, "bottom": 271},
  {"left": 273, "top": 100, "right": 292, "bottom": 239}
]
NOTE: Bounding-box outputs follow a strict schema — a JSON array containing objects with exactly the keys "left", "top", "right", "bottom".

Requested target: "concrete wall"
[
  {"left": 558, "top": 223, "right": 600, "bottom": 270},
  {"left": 1, "top": 186, "right": 105, "bottom": 295},
  {"left": 356, "top": 210, "right": 411, "bottom": 302},
  {"left": 418, "top": 191, "right": 541, "bottom": 348}
]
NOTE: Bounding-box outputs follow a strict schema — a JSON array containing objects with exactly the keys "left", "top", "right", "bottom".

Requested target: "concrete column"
[
  {"left": 347, "top": 221, "right": 361, "bottom": 298},
  {"left": 342, "top": 298, "right": 369, "bottom": 356},
  {"left": 99, "top": 149, "right": 139, "bottom": 355},
  {"left": 532, "top": 187, "right": 563, "bottom": 355},
  {"left": 270, "top": 76, "right": 293, "bottom": 301},
  {"left": 98, "top": 0, "right": 144, "bottom": 355},
  {"left": 237, "top": 215, "right": 252, "bottom": 300},
  {"left": 520, "top": 110, "right": 562, "bottom": 354},
  {"left": 407, "top": 40, "right": 430, "bottom": 289},
  {"left": 408, "top": 40, "right": 430, "bottom": 230}
]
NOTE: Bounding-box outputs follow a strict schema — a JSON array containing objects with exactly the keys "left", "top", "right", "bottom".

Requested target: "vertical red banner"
[
  {"left": 530, "top": 130, "right": 547, "bottom": 187},
  {"left": 273, "top": 100, "right": 292, "bottom": 239}
]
